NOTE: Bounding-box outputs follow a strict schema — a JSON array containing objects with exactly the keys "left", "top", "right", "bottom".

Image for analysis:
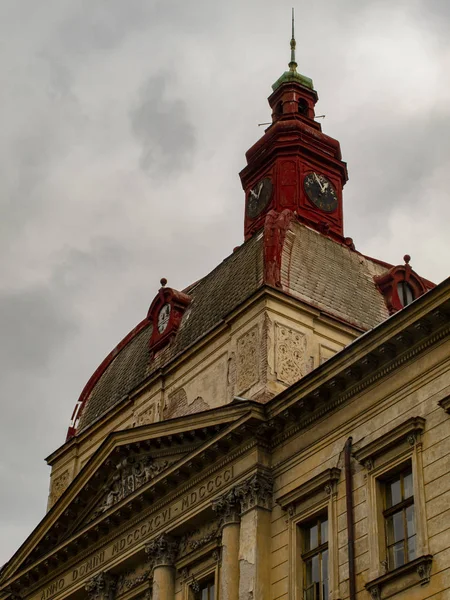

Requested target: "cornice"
[{"left": 353, "top": 417, "right": 426, "bottom": 466}]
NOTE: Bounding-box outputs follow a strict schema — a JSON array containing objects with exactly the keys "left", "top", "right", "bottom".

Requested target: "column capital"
[
  {"left": 212, "top": 489, "right": 240, "bottom": 525},
  {"left": 85, "top": 572, "right": 117, "bottom": 600},
  {"left": 235, "top": 472, "right": 273, "bottom": 513},
  {"left": 145, "top": 534, "right": 178, "bottom": 568}
]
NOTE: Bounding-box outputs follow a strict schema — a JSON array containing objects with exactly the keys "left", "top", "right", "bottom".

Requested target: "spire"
[
  {"left": 272, "top": 9, "right": 313, "bottom": 92},
  {"left": 289, "top": 8, "right": 297, "bottom": 72}
]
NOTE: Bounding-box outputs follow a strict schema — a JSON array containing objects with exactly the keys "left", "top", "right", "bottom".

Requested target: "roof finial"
[{"left": 289, "top": 8, "right": 297, "bottom": 72}]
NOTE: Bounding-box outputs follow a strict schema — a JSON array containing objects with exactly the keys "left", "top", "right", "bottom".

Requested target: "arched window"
[{"left": 298, "top": 98, "right": 308, "bottom": 116}]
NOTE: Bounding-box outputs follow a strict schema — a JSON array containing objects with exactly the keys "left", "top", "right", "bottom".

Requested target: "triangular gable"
[{"left": 0, "top": 402, "right": 261, "bottom": 594}]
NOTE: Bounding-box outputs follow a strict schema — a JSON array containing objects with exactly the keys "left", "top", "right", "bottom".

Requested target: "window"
[
  {"left": 396, "top": 281, "right": 414, "bottom": 307},
  {"left": 383, "top": 468, "right": 416, "bottom": 569},
  {"left": 301, "top": 515, "right": 329, "bottom": 600},
  {"left": 194, "top": 578, "right": 215, "bottom": 600},
  {"left": 298, "top": 98, "right": 308, "bottom": 116}
]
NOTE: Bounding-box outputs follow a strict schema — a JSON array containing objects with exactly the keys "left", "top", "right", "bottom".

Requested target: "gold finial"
[{"left": 289, "top": 8, "right": 297, "bottom": 72}]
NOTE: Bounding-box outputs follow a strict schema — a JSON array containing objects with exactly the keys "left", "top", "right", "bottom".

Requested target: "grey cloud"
[{"left": 130, "top": 73, "right": 196, "bottom": 176}]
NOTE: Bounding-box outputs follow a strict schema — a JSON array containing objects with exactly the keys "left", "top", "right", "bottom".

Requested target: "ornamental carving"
[
  {"left": 145, "top": 534, "right": 178, "bottom": 568},
  {"left": 275, "top": 323, "right": 306, "bottom": 385},
  {"left": 236, "top": 326, "right": 260, "bottom": 393},
  {"left": 91, "top": 455, "right": 172, "bottom": 520},
  {"left": 178, "top": 521, "right": 221, "bottom": 558},
  {"left": 116, "top": 565, "right": 151, "bottom": 598},
  {"left": 50, "top": 470, "right": 70, "bottom": 505},
  {"left": 235, "top": 472, "right": 273, "bottom": 513},
  {"left": 85, "top": 572, "right": 117, "bottom": 600},
  {"left": 212, "top": 489, "right": 240, "bottom": 525},
  {"left": 136, "top": 402, "right": 158, "bottom": 426}
]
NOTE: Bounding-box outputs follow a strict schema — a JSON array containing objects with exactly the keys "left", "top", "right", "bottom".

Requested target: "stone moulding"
[
  {"left": 438, "top": 394, "right": 450, "bottom": 414},
  {"left": 276, "top": 467, "right": 341, "bottom": 511},
  {"left": 353, "top": 416, "right": 426, "bottom": 467},
  {"left": 365, "top": 554, "right": 433, "bottom": 599}
]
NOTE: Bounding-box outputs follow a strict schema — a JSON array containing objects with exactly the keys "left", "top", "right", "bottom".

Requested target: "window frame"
[
  {"left": 354, "top": 416, "right": 432, "bottom": 597},
  {"left": 277, "top": 468, "right": 340, "bottom": 600},
  {"left": 300, "top": 513, "right": 329, "bottom": 600}
]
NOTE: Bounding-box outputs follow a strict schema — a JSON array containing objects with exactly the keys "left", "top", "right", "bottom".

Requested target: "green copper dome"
[{"left": 272, "top": 69, "right": 314, "bottom": 92}]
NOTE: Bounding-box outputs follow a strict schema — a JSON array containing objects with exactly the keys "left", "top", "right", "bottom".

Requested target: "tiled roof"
[
  {"left": 77, "top": 222, "right": 397, "bottom": 434},
  {"left": 78, "top": 233, "right": 265, "bottom": 432},
  {"left": 282, "top": 222, "right": 390, "bottom": 330}
]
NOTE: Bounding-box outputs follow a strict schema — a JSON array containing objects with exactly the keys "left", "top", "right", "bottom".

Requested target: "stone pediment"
[{"left": 0, "top": 406, "right": 257, "bottom": 595}]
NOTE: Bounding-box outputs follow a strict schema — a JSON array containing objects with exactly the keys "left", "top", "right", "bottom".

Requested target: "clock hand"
[{"left": 313, "top": 172, "right": 325, "bottom": 193}]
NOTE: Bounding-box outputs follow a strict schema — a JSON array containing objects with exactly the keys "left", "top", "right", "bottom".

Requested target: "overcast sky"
[{"left": 1, "top": 0, "right": 449, "bottom": 567}]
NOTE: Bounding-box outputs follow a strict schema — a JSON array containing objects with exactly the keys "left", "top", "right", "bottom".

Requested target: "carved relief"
[
  {"left": 116, "top": 564, "right": 151, "bottom": 598},
  {"left": 145, "top": 534, "right": 178, "bottom": 568},
  {"left": 136, "top": 402, "right": 158, "bottom": 426},
  {"left": 275, "top": 323, "right": 306, "bottom": 385},
  {"left": 236, "top": 326, "right": 260, "bottom": 393},
  {"left": 50, "top": 470, "right": 70, "bottom": 505},
  {"left": 85, "top": 572, "right": 117, "bottom": 600},
  {"left": 91, "top": 455, "right": 172, "bottom": 519},
  {"left": 178, "top": 520, "right": 221, "bottom": 558},
  {"left": 235, "top": 472, "right": 273, "bottom": 512},
  {"left": 212, "top": 489, "right": 240, "bottom": 525}
]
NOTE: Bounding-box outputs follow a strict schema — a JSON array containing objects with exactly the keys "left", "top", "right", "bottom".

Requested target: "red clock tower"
[{"left": 240, "top": 17, "right": 348, "bottom": 242}]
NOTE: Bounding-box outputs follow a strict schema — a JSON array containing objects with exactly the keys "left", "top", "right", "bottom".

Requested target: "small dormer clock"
[
  {"left": 246, "top": 177, "right": 273, "bottom": 219},
  {"left": 157, "top": 304, "right": 171, "bottom": 333},
  {"left": 147, "top": 279, "right": 191, "bottom": 356},
  {"left": 304, "top": 172, "right": 338, "bottom": 213}
]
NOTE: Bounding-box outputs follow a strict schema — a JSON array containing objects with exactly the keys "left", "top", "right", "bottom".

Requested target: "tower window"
[
  {"left": 276, "top": 101, "right": 283, "bottom": 116},
  {"left": 298, "top": 98, "right": 308, "bottom": 116},
  {"left": 397, "top": 281, "right": 414, "bottom": 307}
]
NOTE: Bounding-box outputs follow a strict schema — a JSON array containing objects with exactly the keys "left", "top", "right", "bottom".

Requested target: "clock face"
[
  {"left": 304, "top": 172, "right": 338, "bottom": 213},
  {"left": 246, "top": 177, "right": 273, "bottom": 219},
  {"left": 157, "top": 303, "right": 171, "bottom": 334}
]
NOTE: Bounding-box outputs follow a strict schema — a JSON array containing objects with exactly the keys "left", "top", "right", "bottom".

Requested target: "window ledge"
[{"left": 365, "top": 554, "right": 433, "bottom": 599}]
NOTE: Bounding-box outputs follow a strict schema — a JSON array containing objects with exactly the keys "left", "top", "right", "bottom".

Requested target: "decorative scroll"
[
  {"left": 236, "top": 326, "right": 260, "bottom": 393},
  {"left": 91, "top": 456, "right": 172, "bottom": 519},
  {"left": 275, "top": 323, "right": 306, "bottom": 385}
]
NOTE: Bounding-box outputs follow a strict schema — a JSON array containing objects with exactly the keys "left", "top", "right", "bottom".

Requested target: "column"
[
  {"left": 212, "top": 489, "right": 241, "bottom": 600},
  {"left": 235, "top": 473, "right": 273, "bottom": 600},
  {"left": 85, "top": 572, "right": 117, "bottom": 600},
  {"left": 145, "top": 534, "right": 178, "bottom": 600}
]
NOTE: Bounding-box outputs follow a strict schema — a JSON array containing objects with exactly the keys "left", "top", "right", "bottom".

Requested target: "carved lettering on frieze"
[
  {"left": 236, "top": 325, "right": 260, "bottom": 393},
  {"left": 235, "top": 472, "right": 273, "bottom": 513},
  {"left": 145, "top": 534, "right": 178, "bottom": 568},
  {"left": 91, "top": 456, "right": 173, "bottom": 520},
  {"left": 50, "top": 470, "right": 70, "bottom": 506},
  {"left": 275, "top": 323, "right": 306, "bottom": 385},
  {"left": 85, "top": 572, "right": 117, "bottom": 600}
]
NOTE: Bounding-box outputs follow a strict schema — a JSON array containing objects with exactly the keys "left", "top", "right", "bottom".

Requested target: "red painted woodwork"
[
  {"left": 374, "top": 256, "right": 429, "bottom": 314},
  {"left": 147, "top": 283, "right": 191, "bottom": 356},
  {"left": 263, "top": 209, "right": 295, "bottom": 288},
  {"left": 240, "top": 74, "right": 348, "bottom": 241}
]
